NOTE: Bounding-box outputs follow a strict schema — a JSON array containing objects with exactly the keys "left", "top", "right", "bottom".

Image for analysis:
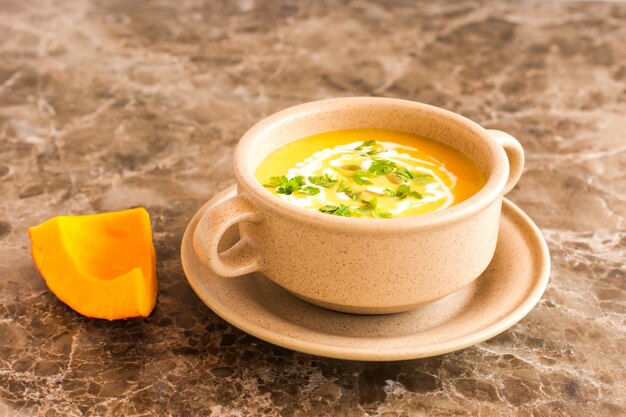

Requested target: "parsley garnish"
[
  {"left": 264, "top": 175, "right": 321, "bottom": 195},
  {"left": 263, "top": 175, "right": 307, "bottom": 195},
  {"left": 277, "top": 176, "right": 305, "bottom": 195},
  {"left": 355, "top": 140, "right": 385, "bottom": 156},
  {"left": 357, "top": 196, "right": 378, "bottom": 214},
  {"left": 337, "top": 181, "right": 350, "bottom": 193},
  {"left": 372, "top": 209, "right": 392, "bottom": 218},
  {"left": 319, "top": 204, "right": 352, "bottom": 217},
  {"left": 395, "top": 166, "right": 418, "bottom": 182},
  {"left": 352, "top": 170, "right": 374, "bottom": 185},
  {"left": 388, "top": 167, "right": 433, "bottom": 184},
  {"left": 354, "top": 140, "right": 376, "bottom": 150},
  {"left": 337, "top": 181, "right": 360, "bottom": 200},
  {"left": 357, "top": 196, "right": 392, "bottom": 218},
  {"left": 308, "top": 174, "right": 337, "bottom": 188},
  {"left": 384, "top": 184, "right": 423, "bottom": 199},
  {"left": 299, "top": 186, "right": 320, "bottom": 195},
  {"left": 413, "top": 173, "right": 433, "bottom": 185},
  {"left": 263, "top": 176, "right": 287, "bottom": 188},
  {"left": 368, "top": 158, "right": 397, "bottom": 175}
]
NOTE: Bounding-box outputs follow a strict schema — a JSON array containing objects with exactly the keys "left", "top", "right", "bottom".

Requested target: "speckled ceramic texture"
[
  {"left": 183, "top": 185, "right": 550, "bottom": 361},
  {"left": 192, "top": 97, "right": 525, "bottom": 314}
]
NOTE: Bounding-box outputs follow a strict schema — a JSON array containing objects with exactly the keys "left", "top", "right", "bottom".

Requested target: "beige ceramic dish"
[
  {"left": 193, "top": 97, "right": 525, "bottom": 314},
  {"left": 182, "top": 186, "right": 550, "bottom": 361}
]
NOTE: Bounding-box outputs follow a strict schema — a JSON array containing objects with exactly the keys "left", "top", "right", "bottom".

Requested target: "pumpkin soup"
[{"left": 255, "top": 129, "right": 485, "bottom": 218}]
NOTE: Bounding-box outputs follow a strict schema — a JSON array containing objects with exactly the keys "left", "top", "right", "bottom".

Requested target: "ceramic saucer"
[{"left": 181, "top": 185, "right": 550, "bottom": 361}]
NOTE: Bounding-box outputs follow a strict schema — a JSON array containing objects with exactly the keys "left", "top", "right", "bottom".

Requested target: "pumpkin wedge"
[{"left": 28, "top": 208, "right": 157, "bottom": 320}]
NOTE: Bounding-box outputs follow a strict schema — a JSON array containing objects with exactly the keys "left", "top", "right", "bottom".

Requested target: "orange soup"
[{"left": 255, "top": 129, "right": 485, "bottom": 218}]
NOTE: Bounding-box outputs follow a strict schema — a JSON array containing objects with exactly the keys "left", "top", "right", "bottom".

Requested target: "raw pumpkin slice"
[{"left": 28, "top": 208, "right": 157, "bottom": 320}]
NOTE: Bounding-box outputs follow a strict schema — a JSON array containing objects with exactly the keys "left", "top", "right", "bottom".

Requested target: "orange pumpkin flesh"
[{"left": 28, "top": 208, "right": 157, "bottom": 320}]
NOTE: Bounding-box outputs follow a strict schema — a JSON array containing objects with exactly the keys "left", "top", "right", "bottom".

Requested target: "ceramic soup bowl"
[{"left": 193, "top": 97, "right": 524, "bottom": 314}]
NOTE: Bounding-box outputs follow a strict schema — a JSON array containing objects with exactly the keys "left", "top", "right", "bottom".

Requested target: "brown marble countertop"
[{"left": 1, "top": 1, "right": 625, "bottom": 416}]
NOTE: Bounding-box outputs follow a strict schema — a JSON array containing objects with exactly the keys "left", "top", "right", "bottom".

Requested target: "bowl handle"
[
  {"left": 486, "top": 129, "right": 525, "bottom": 195},
  {"left": 192, "top": 192, "right": 262, "bottom": 277}
]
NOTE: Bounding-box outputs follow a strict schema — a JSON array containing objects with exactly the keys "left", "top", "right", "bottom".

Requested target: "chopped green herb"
[
  {"left": 264, "top": 175, "right": 308, "bottom": 195},
  {"left": 387, "top": 167, "right": 433, "bottom": 184},
  {"left": 276, "top": 176, "right": 305, "bottom": 195},
  {"left": 352, "top": 170, "right": 373, "bottom": 185},
  {"left": 396, "top": 184, "right": 411, "bottom": 199},
  {"left": 334, "top": 204, "right": 352, "bottom": 217},
  {"left": 337, "top": 181, "right": 359, "bottom": 200},
  {"left": 356, "top": 196, "right": 393, "bottom": 218},
  {"left": 413, "top": 173, "right": 433, "bottom": 185},
  {"left": 299, "top": 186, "right": 320, "bottom": 195},
  {"left": 368, "top": 158, "right": 397, "bottom": 175},
  {"left": 357, "top": 196, "right": 378, "bottom": 214},
  {"left": 354, "top": 140, "right": 376, "bottom": 150},
  {"left": 372, "top": 209, "right": 392, "bottom": 218},
  {"left": 395, "top": 166, "right": 418, "bottom": 182},
  {"left": 319, "top": 204, "right": 352, "bottom": 217},
  {"left": 337, "top": 181, "right": 350, "bottom": 193},
  {"left": 366, "top": 148, "right": 383, "bottom": 156},
  {"left": 385, "top": 184, "right": 423, "bottom": 200},
  {"left": 308, "top": 174, "right": 337, "bottom": 188},
  {"left": 263, "top": 175, "right": 288, "bottom": 188}
]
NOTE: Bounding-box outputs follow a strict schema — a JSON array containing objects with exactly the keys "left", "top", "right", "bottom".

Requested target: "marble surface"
[{"left": 0, "top": 0, "right": 624, "bottom": 415}]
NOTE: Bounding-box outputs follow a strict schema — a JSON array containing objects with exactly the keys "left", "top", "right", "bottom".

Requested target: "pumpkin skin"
[{"left": 28, "top": 208, "right": 157, "bottom": 320}]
